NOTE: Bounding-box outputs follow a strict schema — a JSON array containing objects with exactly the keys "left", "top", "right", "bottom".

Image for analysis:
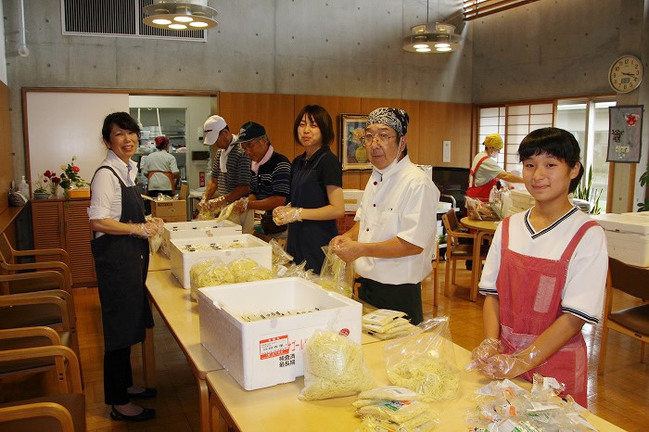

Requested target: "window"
[{"left": 556, "top": 97, "right": 616, "bottom": 212}]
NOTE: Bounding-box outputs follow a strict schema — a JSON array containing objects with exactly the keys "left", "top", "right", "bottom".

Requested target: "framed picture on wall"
[
  {"left": 607, "top": 105, "right": 644, "bottom": 163},
  {"left": 339, "top": 113, "right": 372, "bottom": 170}
]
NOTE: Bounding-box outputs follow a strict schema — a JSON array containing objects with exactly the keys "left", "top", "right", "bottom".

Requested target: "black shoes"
[
  {"left": 110, "top": 405, "right": 156, "bottom": 422},
  {"left": 127, "top": 387, "right": 158, "bottom": 399}
]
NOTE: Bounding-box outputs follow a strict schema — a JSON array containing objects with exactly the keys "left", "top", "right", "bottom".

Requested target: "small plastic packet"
[
  {"left": 298, "top": 329, "right": 375, "bottom": 401},
  {"left": 318, "top": 246, "right": 354, "bottom": 297},
  {"left": 384, "top": 317, "right": 460, "bottom": 402},
  {"left": 363, "top": 309, "right": 407, "bottom": 327}
]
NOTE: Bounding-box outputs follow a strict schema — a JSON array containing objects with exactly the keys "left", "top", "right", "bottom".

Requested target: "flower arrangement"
[
  {"left": 58, "top": 156, "right": 87, "bottom": 191},
  {"left": 39, "top": 170, "right": 61, "bottom": 196}
]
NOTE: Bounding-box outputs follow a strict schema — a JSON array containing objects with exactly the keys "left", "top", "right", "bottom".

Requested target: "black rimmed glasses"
[{"left": 361, "top": 132, "right": 397, "bottom": 147}]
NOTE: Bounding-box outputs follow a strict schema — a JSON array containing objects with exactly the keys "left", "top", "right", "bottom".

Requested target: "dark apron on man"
[
  {"left": 286, "top": 151, "right": 338, "bottom": 274},
  {"left": 90, "top": 166, "right": 153, "bottom": 352}
]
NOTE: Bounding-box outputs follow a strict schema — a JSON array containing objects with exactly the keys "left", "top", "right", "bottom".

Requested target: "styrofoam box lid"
[
  {"left": 343, "top": 189, "right": 364, "bottom": 199},
  {"left": 170, "top": 233, "right": 269, "bottom": 252},
  {"left": 197, "top": 277, "right": 362, "bottom": 327},
  {"left": 593, "top": 213, "right": 649, "bottom": 235},
  {"left": 164, "top": 219, "right": 241, "bottom": 233}
]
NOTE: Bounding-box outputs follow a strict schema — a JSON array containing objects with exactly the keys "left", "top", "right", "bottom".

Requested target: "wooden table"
[
  {"left": 148, "top": 250, "right": 171, "bottom": 272},
  {"left": 144, "top": 267, "right": 379, "bottom": 432},
  {"left": 206, "top": 340, "right": 626, "bottom": 432},
  {"left": 459, "top": 217, "right": 500, "bottom": 301},
  {"left": 145, "top": 270, "right": 224, "bottom": 432}
]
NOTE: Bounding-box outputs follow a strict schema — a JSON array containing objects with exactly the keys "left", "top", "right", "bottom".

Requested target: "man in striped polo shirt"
[
  {"left": 199, "top": 115, "right": 253, "bottom": 232},
  {"left": 235, "top": 121, "right": 291, "bottom": 239}
]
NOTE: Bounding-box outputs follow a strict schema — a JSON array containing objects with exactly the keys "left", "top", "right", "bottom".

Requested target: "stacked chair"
[{"left": 0, "top": 232, "right": 85, "bottom": 431}]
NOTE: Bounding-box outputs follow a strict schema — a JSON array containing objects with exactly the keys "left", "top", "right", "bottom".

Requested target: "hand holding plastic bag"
[
  {"left": 467, "top": 338, "right": 503, "bottom": 371},
  {"left": 480, "top": 345, "right": 542, "bottom": 379},
  {"left": 272, "top": 204, "right": 303, "bottom": 225},
  {"left": 318, "top": 246, "right": 354, "bottom": 297},
  {"left": 202, "top": 196, "right": 226, "bottom": 212}
]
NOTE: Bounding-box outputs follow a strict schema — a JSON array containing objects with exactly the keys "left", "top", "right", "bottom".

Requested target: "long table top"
[{"left": 206, "top": 340, "right": 627, "bottom": 432}]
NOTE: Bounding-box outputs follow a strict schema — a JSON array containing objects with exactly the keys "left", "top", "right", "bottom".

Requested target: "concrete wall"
[{"left": 3, "top": 0, "right": 648, "bottom": 204}]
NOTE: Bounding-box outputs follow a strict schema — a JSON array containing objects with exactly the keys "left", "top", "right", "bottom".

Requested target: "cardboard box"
[
  {"left": 593, "top": 213, "right": 649, "bottom": 267},
  {"left": 198, "top": 278, "right": 362, "bottom": 390},
  {"left": 169, "top": 234, "right": 272, "bottom": 288},
  {"left": 343, "top": 189, "right": 364, "bottom": 212},
  {"left": 151, "top": 199, "right": 187, "bottom": 222},
  {"left": 161, "top": 220, "right": 242, "bottom": 257}
]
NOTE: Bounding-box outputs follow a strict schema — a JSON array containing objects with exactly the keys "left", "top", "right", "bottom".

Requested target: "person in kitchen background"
[
  {"left": 471, "top": 127, "right": 607, "bottom": 407},
  {"left": 329, "top": 107, "right": 439, "bottom": 325},
  {"left": 466, "top": 133, "right": 524, "bottom": 202},
  {"left": 139, "top": 135, "right": 180, "bottom": 214},
  {"left": 233, "top": 121, "right": 291, "bottom": 240},
  {"left": 88, "top": 112, "right": 164, "bottom": 422},
  {"left": 273, "top": 105, "right": 345, "bottom": 273},
  {"left": 198, "top": 115, "right": 253, "bottom": 232}
]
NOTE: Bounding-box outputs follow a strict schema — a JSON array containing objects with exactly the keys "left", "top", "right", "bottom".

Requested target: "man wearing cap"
[
  {"left": 467, "top": 133, "right": 524, "bottom": 201},
  {"left": 235, "top": 121, "right": 291, "bottom": 238},
  {"left": 330, "top": 107, "right": 439, "bottom": 325},
  {"left": 199, "top": 115, "right": 253, "bottom": 231},
  {"left": 139, "top": 135, "right": 180, "bottom": 213}
]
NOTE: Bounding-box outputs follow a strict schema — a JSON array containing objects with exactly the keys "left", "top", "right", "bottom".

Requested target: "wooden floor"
[{"left": 70, "top": 265, "right": 648, "bottom": 432}]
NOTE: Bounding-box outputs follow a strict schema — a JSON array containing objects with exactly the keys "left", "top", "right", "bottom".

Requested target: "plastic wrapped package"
[
  {"left": 318, "top": 246, "right": 354, "bottom": 297},
  {"left": 189, "top": 258, "right": 234, "bottom": 301},
  {"left": 363, "top": 310, "right": 416, "bottom": 340},
  {"left": 465, "top": 196, "right": 501, "bottom": 221},
  {"left": 298, "top": 329, "right": 375, "bottom": 400},
  {"left": 384, "top": 317, "right": 460, "bottom": 402}
]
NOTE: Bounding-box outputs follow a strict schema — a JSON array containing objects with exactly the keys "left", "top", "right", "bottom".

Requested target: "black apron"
[
  {"left": 90, "top": 166, "right": 153, "bottom": 352},
  {"left": 286, "top": 151, "right": 338, "bottom": 273}
]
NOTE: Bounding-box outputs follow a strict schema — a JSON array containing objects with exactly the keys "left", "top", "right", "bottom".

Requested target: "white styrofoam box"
[
  {"left": 161, "top": 219, "right": 242, "bottom": 256},
  {"left": 437, "top": 201, "right": 452, "bottom": 212},
  {"left": 169, "top": 234, "right": 272, "bottom": 288},
  {"left": 509, "top": 189, "right": 535, "bottom": 210},
  {"left": 198, "top": 278, "right": 362, "bottom": 390},
  {"left": 593, "top": 213, "right": 649, "bottom": 267},
  {"left": 343, "top": 189, "right": 364, "bottom": 212}
]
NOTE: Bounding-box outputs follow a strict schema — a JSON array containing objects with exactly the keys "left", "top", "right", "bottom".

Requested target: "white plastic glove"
[
  {"left": 468, "top": 338, "right": 503, "bottom": 371},
  {"left": 204, "top": 196, "right": 226, "bottom": 212},
  {"left": 273, "top": 205, "right": 303, "bottom": 225},
  {"left": 479, "top": 345, "right": 542, "bottom": 379},
  {"left": 232, "top": 197, "right": 249, "bottom": 214},
  {"left": 132, "top": 220, "right": 161, "bottom": 238}
]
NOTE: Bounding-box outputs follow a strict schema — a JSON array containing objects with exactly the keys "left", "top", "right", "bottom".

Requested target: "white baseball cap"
[{"left": 203, "top": 115, "right": 227, "bottom": 146}]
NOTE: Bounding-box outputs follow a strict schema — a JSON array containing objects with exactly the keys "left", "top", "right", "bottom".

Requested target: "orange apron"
[
  {"left": 496, "top": 216, "right": 599, "bottom": 407},
  {"left": 467, "top": 155, "right": 497, "bottom": 201}
]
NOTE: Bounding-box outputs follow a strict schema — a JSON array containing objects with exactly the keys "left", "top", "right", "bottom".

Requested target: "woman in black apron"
[
  {"left": 273, "top": 105, "right": 344, "bottom": 273},
  {"left": 89, "top": 112, "right": 163, "bottom": 422}
]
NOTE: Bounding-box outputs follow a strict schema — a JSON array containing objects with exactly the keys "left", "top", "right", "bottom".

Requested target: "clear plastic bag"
[
  {"left": 384, "top": 317, "right": 460, "bottom": 402},
  {"left": 318, "top": 246, "right": 354, "bottom": 297},
  {"left": 465, "top": 196, "right": 500, "bottom": 221},
  {"left": 298, "top": 329, "right": 375, "bottom": 400},
  {"left": 189, "top": 258, "right": 234, "bottom": 301}
]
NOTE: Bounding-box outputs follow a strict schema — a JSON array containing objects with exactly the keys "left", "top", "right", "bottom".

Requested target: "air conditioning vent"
[{"left": 61, "top": 0, "right": 206, "bottom": 41}]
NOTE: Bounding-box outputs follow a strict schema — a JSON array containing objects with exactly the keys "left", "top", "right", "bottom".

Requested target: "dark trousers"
[
  {"left": 104, "top": 346, "right": 133, "bottom": 405},
  {"left": 358, "top": 278, "right": 424, "bottom": 325}
]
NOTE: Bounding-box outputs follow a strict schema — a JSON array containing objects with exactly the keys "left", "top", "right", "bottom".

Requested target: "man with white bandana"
[{"left": 330, "top": 107, "right": 439, "bottom": 324}]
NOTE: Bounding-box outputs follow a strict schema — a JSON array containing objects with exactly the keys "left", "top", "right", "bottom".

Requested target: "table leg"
[
  {"left": 471, "top": 232, "right": 482, "bottom": 302},
  {"left": 142, "top": 326, "right": 156, "bottom": 388},
  {"left": 198, "top": 376, "right": 211, "bottom": 432}
]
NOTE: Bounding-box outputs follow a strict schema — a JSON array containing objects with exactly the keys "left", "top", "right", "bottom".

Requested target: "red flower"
[
  {"left": 52, "top": 177, "right": 61, "bottom": 184},
  {"left": 44, "top": 170, "right": 52, "bottom": 177},
  {"left": 72, "top": 166, "right": 80, "bottom": 173}
]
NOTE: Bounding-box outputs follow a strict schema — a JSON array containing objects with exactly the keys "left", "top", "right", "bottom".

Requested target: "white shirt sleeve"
[
  {"left": 478, "top": 222, "right": 503, "bottom": 296},
  {"left": 88, "top": 167, "right": 121, "bottom": 221}
]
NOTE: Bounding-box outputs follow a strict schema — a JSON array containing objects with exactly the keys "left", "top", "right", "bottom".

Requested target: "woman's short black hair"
[
  {"left": 102, "top": 112, "right": 140, "bottom": 143},
  {"left": 293, "top": 105, "right": 334, "bottom": 147},
  {"left": 518, "top": 127, "right": 584, "bottom": 193}
]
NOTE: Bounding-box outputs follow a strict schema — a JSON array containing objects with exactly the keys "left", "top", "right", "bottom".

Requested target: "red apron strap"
[
  {"left": 469, "top": 155, "right": 491, "bottom": 188},
  {"left": 559, "top": 220, "right": 600, "bottom": 263}
]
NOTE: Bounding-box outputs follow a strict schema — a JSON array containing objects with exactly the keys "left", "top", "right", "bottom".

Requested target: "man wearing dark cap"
[
  {"left": 199, "top": 115, "right": 253, "bottom": 231},
  {"left": 330, "top": 107, "right": 440, "bottom": 324},
  {"left": 235, "top": 121, "right": 291, "bottom": 238},
  {"left": 140, "top": 135, "right": 180, "bottom": 213}
]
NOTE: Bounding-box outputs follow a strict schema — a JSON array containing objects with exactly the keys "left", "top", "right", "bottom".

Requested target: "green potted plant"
[{"left": 32, "top": 174, "right": 51, "bottom": 199}]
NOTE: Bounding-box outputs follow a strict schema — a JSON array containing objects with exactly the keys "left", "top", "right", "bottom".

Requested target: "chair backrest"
[
  {"left": 442, "top": 210, "right": 462, "bottom": 248},
  {"left": 608, "top": 257, "right": 649, "bottom": 299}
]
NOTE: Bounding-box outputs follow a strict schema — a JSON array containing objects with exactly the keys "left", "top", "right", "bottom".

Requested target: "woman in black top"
[{"left": 273, "top": 105, "right": 344, "bottom": 273}]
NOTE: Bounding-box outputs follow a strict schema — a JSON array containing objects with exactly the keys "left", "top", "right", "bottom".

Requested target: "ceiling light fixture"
[
  {"left": 402, "top": 1, "right": 462, "bottom": 53},
  {"left": 143, "top": 0, "right": 218, "bottom": 31}
]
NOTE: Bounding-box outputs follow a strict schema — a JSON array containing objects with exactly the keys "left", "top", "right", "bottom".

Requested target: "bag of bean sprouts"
[
  {"left": 298, "top": 329, "right": 375, "bottom": 400},
  {"left": 384, "top": 316, "right": 460, "bottom": 402},
  {"left": 318, "top": 246, "right": 354, "bottom": 297}
]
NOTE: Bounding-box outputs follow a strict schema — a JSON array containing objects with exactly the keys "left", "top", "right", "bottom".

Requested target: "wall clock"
[{"left": 608, "top": 55, "right": 644, "bottom": 94}]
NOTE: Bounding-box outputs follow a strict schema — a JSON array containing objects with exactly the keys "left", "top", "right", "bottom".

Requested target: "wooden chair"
[
  {"left": 0, "top": 345, "right": 85, "bottom": 432},
  {"left": 441, "top": 210, "right": 490, "bottom": 301},
  {"left": 0, "top": 233, "right": 73, "bottom": 294},
  {"left": 0, "top": 289, "right": 80, "bottom": 366},
  {"left": 598, "top": 258, "right": 649, "bottom": 375}
]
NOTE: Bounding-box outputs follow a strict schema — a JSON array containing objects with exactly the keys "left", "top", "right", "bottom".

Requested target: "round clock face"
[{"left": 608, "top": 55, "right": 644, "bottom": 93}]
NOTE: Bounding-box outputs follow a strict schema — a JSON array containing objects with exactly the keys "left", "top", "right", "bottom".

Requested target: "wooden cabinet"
[{"left": 31, "top": 198, "right": 96, "bottom": 287}]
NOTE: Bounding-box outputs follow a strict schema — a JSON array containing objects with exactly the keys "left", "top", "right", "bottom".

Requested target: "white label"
[{"left": 443, "top": 141, "right": 451, "bottom": 163}]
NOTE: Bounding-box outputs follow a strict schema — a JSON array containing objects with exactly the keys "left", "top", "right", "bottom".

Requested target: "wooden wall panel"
[
  {"left": 0, "top": 82, "right": 13, "bottom": 212},
  {"left": 218, "top": 93, "right": 295, "bottom": 159},
  {"left": 219, "top": 92, "right": 474, "bottom": 190}
]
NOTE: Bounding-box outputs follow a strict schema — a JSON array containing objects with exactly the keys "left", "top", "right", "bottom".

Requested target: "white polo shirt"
[
  {"left": 88, "top": 150, "right": 138, "bottom": 224},
  {"left": 478, "top": 207, "right": 608, "bottom": 324},
  {"left": 354, "top": 155, "right": 440, "bottom": 285}
]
